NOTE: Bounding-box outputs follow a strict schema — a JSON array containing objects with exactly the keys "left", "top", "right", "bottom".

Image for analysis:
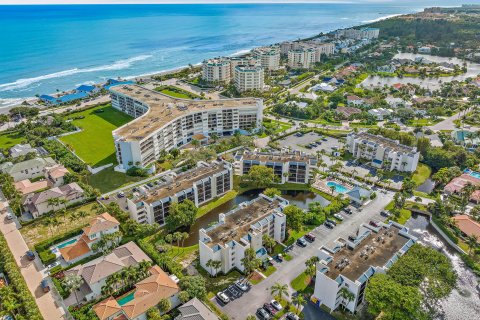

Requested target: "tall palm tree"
[
  {"left": 292, "top": 294, "right": 306, "bottom": 315},
  {"left": 338, "top": 287, "right": 355, "bottom": 311},
  {"left": 63, "top": 273, "right": 84, "bottom": 305},
  {"left": 270, "top": 283, "right": 289, "bottom": 301},
  {"left": 466, "top": 235, "right": 479, "bottom": 256}
]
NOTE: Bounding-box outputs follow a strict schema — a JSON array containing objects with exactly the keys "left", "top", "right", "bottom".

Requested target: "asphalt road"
[{"left": 213, "top": 190, "right": 394, "bottom": 319}]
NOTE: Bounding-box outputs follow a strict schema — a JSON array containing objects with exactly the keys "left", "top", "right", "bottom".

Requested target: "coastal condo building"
[
  {"left": 234, "top": 149, "right": 317, "bottom": 184},
  {"left": 199, "top": 194, "right": 288, "bottom": 276},
  {"left": 202, "top": 58, "right": 231, "bottom": 84},
  {"left": 229, "top": 56, "right": 260, "bottom": 76},
  {"left": 312, "top": 221, "right": 416, "bottom": 313},
  {"left": 288, "top": 47, "right": 316, "bottom": 69},
  {"left": 126, "top": 161, "right": 232, "bottom": 225},
  {"left": 335, "top": 27, "right": 380, "bottom": 40},
  {"left": 110, "top": 85, "right": 263, "bottom": 170},
  {"left": 234, "top": 65, "right": 265, "bottom": 92},
  {"left": 252, "top": 46, "right": 281, "bottom": 71},
  {"left": 281, "top": 41, "right": 335, "bottom": 62},
  {"left": 346, "top": 132, "right": 420, "bottom": 172}
]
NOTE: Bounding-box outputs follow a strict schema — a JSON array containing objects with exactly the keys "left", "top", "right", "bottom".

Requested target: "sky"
[{"left": 0, "top": 0, "right": 405, "bottom": 5}]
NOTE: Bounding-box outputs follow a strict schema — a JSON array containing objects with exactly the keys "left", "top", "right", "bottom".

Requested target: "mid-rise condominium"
[
  {"left": 280, "top": 41, "right": 335, "bottom": 62},
  {"left": 202, "top": 58, "right": 231, "bottom": 84},
  {"left": 199, "top": 194, "right": 288, "bottom": 276},
  {"left": 336, "top": 27, "right": 380, "bottom": 40},
  {"left": 234, "top": 65, "right": 265, "bottom": 92},
  {"left": 252, "top": 46, "right": 281, "bottom": 71},
  {"left": 312, "top": 221, "right": 416, "bottom": 313},
  {"left": 288, "top": 48, "right": 316, "bottom": 69},
  {"left": 127, "top": 161, "right": 232, "bottom": 225},
  {"left": 234, "top": 149, "right": 317, "bottom": 184},
  {"left": 229, "top": 56, "right": 260, "bottom": 76},
  {"left": 110, "top": 85, "right": 263, "bottom": 170},
  {"left": 346, "top": 132, "right": 420, "bottom": 172}
]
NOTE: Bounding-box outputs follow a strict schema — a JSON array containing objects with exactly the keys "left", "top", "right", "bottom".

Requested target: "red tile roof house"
[
  {"left": 93, "top": 265, "right": 180, "bottom": 320},
  {"left": 470, "top": 190, "right": 480, "bottom": 204},
  {"left": 59, "top": 213, "right": 120, "bottom": 265},
  {"left": 452, "top": 215, "right": 480, "bottom": 239},
  {"left": 443, "top": 174, "right": 480, "bottom": 195},
  {"left": 65, "top": 242, "right": 152, "bottom": 302},
  {"left": 335, "top": 107, "right": 361, "bottom": 119}
]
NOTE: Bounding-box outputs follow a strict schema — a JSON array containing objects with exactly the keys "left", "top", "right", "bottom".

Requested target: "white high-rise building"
[
  {"left": 234, "top": 65, "right": 265, "bottom": 92},
  {"left": 253, "top": 46, "right": 281, "bottom": 71},
  {"left": 229, "top": 56, "right": 260, "bottom": 76},
  {"left": 288, "top": 48, "right": 316, "bottom": 69},
  {"left": 202, "top": 58, "right": 231, "bottom": 84}
]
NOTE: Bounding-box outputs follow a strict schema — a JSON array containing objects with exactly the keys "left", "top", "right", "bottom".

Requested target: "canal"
[
  {"left": 405, "top": 213, "right": 480, "bottom": 319},
  {"left": 182, "top": 189, "right": 330, "bottom": 246}
]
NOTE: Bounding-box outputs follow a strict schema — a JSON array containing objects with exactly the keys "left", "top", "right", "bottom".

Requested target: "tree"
[
  {"left": 264, "top": 187, "right": 281, "bottom": 198},
  {"left": 366, "top": 273, "right": 423, "bottom": 320},
  {"left": 283, "top": 205, "right": 304, "bottom": 232},
  {"left": 0, "top": 286, "right": 21, "bottom": 319},
  {"left": 292, "top": 294, "right": 306, "bottom": 315},
  {"left": 92, "top": 231, "right": 122, "bottom": 254},
  {"left": 466, "top": 235, "right": 478, "bottom": 256},
  {"left": 241, "top": 248, "right": 262, "bottom": 279},
  {"left": 206, "top": 259, "right": 222, "bottom": 277},
  {"left": 270, "top": 282, "right": 289, "bottom": 301},
  {"left": 178, "top": 291, "right": 190, "bottom": 304},
  {"left": 146, "top": 307, "right": 162, "bottom": 320},
  {"left": 243, "top": 165, "right": 275, "bottom": 187},
  {"left": 179, "top": 276, "right": 207, "bottom": 300},
  {"left": 262, "top": 234, "right": 276, "bottom": 253},
  {"left": 338, "top": 287, "right": 355, "bottom": 311},
  {"left": 63, "top": 273, "right": 84, "bottom": 305},
  {"left": 158, "top": 298, "right": 172, "bottom": 314},
  {"left": 165, "top": 199, "right": 198, "bottom": 231}
]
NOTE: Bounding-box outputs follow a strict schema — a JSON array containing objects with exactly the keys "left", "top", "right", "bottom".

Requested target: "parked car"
[
  {"left": 235, "top": 280, "right": 249, "bottom": 292},
  {"left": 369, "top": 220, "right": 379, "bottom": 228},
  {"left": 5, "top": 213, "right": 13, "bottom": 220},
  {"left": 271, "top": 299, "right": 283, "bottom": 311},
  {"left": 276, "top": 254, "right": 284, "bottom": 262},
  {"left": 256, "top": 308, "right": 271, "bottom": 319},
  {"left": 25, "top": 251, "right": 35, "bottom": 261},
  {"left": 296, "top": 237, "right": 307, "bottom": 247},
  {"left": 334, "top": 213, "right": 344, "bottom": 221},
  {"left": 46, "top": 261, "right": 60, "bottom": 270},
  {"left": 381, "top": 210, "right": 391, "bottom": 217},
  {"left": 117, "top": 192, "right": 125, "bottom": 198},
  {"left": 286, "top": 312, "right": 300, "bottom": 320},
  {"left": 263, "top": 303, "right": 277, "bottom": 315},
  {"left": 324, "top": 221, "right": 334, "bottom": 229},
  {"left": 216, "top": 292, "right": 230, "bottom": 304},
  {"left": 326, "top": 218, "right": 337, "bottom": 226},
  {"left": 305, "top": 233, "right": 316, "bottom": 242},
  {"left": 344, "top": 208, "right": 352, "bottom": 214},
  {"left": 40, "top": 279, "right": 50, "bottom": 293}
]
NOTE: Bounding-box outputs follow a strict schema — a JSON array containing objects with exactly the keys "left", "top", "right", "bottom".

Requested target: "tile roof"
[
  {"left": 83, "top": 212, "right": 120, "bottom": 237},
  {"left": 176, "top": 298, "right": 219, "bottom": 320},
  {"left": 444, "top": 174, "right": 480, "bottom": 194},
  {"left": 47, "top": 165, "right": 69, "bottom": 179},
  {"left": 93, "top": 297, "right": 122, "bottom": 320},
  {"left": 0, "top": 157, "right": 56, "bottom": 175},
  {"left": 452, "top": 215, "right": 480, "bottom": 238},
  {"left": 14, "top": 179, "right": 50, "bottom": 195},
  {"left": 59, "top": 236, "right": 91, "bottom": 262},
  {"left": 26, "top": 182, "right": 84, "bottom": 205},
  {"left": 67, "top": 242, "right": 151, "bottom": 285}
]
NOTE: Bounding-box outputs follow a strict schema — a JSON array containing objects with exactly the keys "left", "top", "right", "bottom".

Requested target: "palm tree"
[
  {"left": 338, "top": 287, "right": 355, "bottom": 311},
  {"left": 210, "top": 260, "right": 222, "bottom": 277},
  {"left": 270, "top": 282, "right": 289, "bottom": 301},
  {"left": 330, "top": 185, "right": 335, "bottom": 195},
  {"left": 63, "top": 273, "right": 84, "bottom": 305},
  {"left": 292, "top": 294, "right": 306, "bottom": 315},
  {"left": 0, "top": 286, "right": 21, "bottom": 319},
  {"left": 206, "top": 259, "right": 215, "bottom": 276},
  {"left": 466, "top": 235, "right": 479, "bottom": 256},
  {"left": 262, "top": 234, "right": 276, "bottom": 253},
  {"left": 158, "top": 298, "right": 172, "bottom": 314}
]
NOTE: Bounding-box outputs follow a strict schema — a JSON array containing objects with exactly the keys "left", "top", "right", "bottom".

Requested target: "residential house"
[
  {"left": 9, "top": 143, "right": 38, "bottom": 158},
  {"left": 14, "top": 179, "right": 51, "bottom": 195},
  {"left": 335, "top": 107, "right": 361, "bottom": 119},
  {"left": 443, "top": 174, "right": 480, "bottom": 195},
  {"left": 66, "top": 242, "right": 152, "bottom": 301},
  {"left": 451, "top": 129, "right": 480, "bottom": 146},
  {"left": 175, "top": 298, "right": 219, "bottom": 320},
  {"left": 346, "top": 95, "right": 364, "bottom": 107},
  {"left": 0, "top": 157, "right": 57, "bottom": 182},
  {"left": 368, "top": 108, "right": 392, "bottom": 120},
  {"left": 452, "top": 215, "right": 480, "bottom": 239},
  {"left": 385, "top": 97, "right": 412, "bottom": 109},
  {"left": 59, "top": 213, "right": 120, "bottom": 264},
  {"left": 45, "top": 164, "right": 69, "bottom": 187},
  {"left": 23, "top": 182, "right": 85, "bottom": 218}
]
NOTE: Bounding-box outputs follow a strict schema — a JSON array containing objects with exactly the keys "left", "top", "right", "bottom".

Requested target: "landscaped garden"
[
  {"left": 86, "top": 166, "right": 146, "bottom": 193},
  {"left": 60, "top": 104, "right": 132, "bottom": 167},
  {"left": 0, "top": 131, "right": 25, "bottom": 149},
  {"left": 154, "top": 85, "right": 203, "bottom": 100}
]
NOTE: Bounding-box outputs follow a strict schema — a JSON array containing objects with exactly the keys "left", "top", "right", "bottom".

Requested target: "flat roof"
[
  {"left": 140, "top": 163, "right": 228, "bottom": 204},
  {"left": 111, "top": 85, "right": 260, "bottom": 141},
  {"left": 324, "top": 226, "right": 408, "bottom": 281},
  {"left": 241, "top": 151, "right": 314, "bottom": 164},
  {"left": 351, "top": 132, "right": 416, "bottom": 154},
  {"left": 206, "top": 197, "right": 281, "bottom": 246}
]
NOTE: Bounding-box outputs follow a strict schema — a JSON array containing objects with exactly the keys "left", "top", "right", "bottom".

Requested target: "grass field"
[
  {"left": 60, "top": 104, "right": 132, "bottom": 167},
  {"left": 86, "top": 166, "right": 145, "bottom": 193},
  {"left": 0, "top": 131, "right": 25, "bottom": 149},
  {"left": 412, "top": 163, "right": 432, "bottom": 186},
  {"left": 155, "top": 86, "right": 202, "bottom": 100}
]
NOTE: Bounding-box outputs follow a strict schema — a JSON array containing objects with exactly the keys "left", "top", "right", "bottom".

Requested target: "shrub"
[
  {"left": 39, "top": 250, "right": 57, "bottom": 265},
  {"left": 126, "top": 166, "right": 149, "bottom": 177}
]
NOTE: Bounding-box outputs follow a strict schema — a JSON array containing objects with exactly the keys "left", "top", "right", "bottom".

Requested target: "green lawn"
[
  {"left": 197, "top": 190, "right": 238, "bottom": 218},
  {"left": 290, "top": 272, "right": 313, "bottom": 295},
  {"left": 196, "top": 263, "right": 242, "bottom": 295},
  {"left": 385, "top": 201, "right": 412, "bottom": 225},
  {"left": 263, "top": 265, "right": 277, "bottom": 277},
  {"left": 412, "top": 163, "right": 432, "bottom": 187},
  {"left": 155, "top": 86, "right": 202, "bottom": 100},
  {"left": 0, "top": 131, "right": 25, "bottom": 149},
  {"left": 86, "top": 166, "right": 145, "bottom": 193},
  {"left": 261, "top": 119, "right": 292, "bottom": 137},
  {"left": 60, "top": 104, "right": 132, "bottom": 167}
]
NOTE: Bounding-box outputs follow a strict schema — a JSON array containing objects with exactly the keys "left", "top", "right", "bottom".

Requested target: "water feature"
[
  {"left": 405, "top": 214, "right": 480, "bottom": 319},
  {"left": 361, "top": 53, "right": 480, "bottom": 90},
  {"left": 182, "top": 189, "right": 329, "bottom": 246},
  {"left": 326, "top": 181, "right": 351, "bottom": 194},
  {"left": 416, "top": 178, "right": 436, "bottom": 194}
]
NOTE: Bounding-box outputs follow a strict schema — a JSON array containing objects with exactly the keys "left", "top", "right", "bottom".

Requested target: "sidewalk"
[{"left": 0, "top": 200, "right": 67, "bottom": 319}]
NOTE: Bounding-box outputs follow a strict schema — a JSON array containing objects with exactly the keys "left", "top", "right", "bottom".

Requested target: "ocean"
[{"left": 0, "top": 1, "right": 465, "bottom": 109}]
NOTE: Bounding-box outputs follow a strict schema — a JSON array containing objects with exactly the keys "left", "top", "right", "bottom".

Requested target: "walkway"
[{"left": 0, "top": 195, "right": 67, "bottom": 319}]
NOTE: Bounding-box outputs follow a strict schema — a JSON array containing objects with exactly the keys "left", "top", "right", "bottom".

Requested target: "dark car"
[
  {"left": 296, "top": 237, "right": 307, "bottom": 247},
  {"left": 25, "top": 251, "right": 35, "bottom": 261},
  {"left": 369, "top": 220, "right": 379, "bottom": 227},
  {"left": 40, "top": 279, "right": 50, "bottom": 293},
  {"left": 256, "top": 308, "right": 271, "bottom": 320},
  {"left": 381, "top": 210, "right": 391, "bottom": 217},
  {"left": 324, "top": 221, "right": 334, "bottom": 229},
  {"left": 344, "top": 208, "right": 352, "bottom": 214},
  {"left": 305, "top": 233, "right": 316, "bottom": 242},
  {"left": 326, "top": 218, "right": 337, "bottom": 226},
  {"left": 263, "top": 303, "right": 277, "bottom": 315}
]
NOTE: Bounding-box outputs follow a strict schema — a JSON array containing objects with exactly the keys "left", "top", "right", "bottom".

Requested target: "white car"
[
  {"left": 235, "top": 280, "right": 249, "bottom": 292},
  {"left": 271, "top": 299, "right": 282, "bottom": 311},
  {"left": 216, "top": 292, "right": 230, "bottom": 304},
  {"left": 334, "top": 213, "right": 344, "bottom": 221}
]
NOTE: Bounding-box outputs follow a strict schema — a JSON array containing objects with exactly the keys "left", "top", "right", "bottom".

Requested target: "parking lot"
[
  {"left": 212, "top": 190, "right": 394, "bottom": 319},
  {"left": 277, "top": 132, "right": 344, "bottom": 156}
]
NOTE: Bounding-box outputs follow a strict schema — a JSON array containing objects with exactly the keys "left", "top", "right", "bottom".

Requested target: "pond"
[
  {"left": 416, "top": 177, "right": 435, "bottom": 194},
  {"left": 182, "top": 189, "right": 330, "bottom": 246},
  {"left": 361, "top": 53, "right": 480, "bottom": 90},
  {"left": 405, "top": 214, "right": 480, "bottom": 319}
]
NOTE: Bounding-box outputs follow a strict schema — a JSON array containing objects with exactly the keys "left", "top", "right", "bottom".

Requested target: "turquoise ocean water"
[{"left": 0, "top": 1, "right": 464, "bottom": 108}]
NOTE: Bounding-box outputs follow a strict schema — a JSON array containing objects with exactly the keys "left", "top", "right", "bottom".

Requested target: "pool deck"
[{"left": 313, "top": 177, "right": 354, "bottom": 197}]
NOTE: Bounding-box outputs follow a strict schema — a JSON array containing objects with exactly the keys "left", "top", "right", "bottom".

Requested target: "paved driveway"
[
  {"left": 214, "top": 191, "right": 394, "bottom": 319},
  {"left": 0, "top": 195, "right": 67, "bottom": 319}
]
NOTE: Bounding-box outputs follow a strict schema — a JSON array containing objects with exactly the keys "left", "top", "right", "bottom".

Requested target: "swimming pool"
[
  {"left": 56, "top": 238, "right": 78, "bottom": 249},
  {"left": 117, "top": 292, "right": 135, "bottom": 306},
  {"left": 326, "top": 181, "right": 351, "bottom": 194},
  {"left": 469, "top": 171, "right": 480, "bottom": 180}
]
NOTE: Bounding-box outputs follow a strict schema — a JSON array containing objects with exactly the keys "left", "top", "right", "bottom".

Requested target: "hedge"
[
  {"left": 0, "top": 233, "right": 43, "bottom": 320},
  {"left": 137, "top": 236, "right": 183, "bottom": 278},
  {"left": 35, "top": 227, "right": 84, "bottom": 264}
]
